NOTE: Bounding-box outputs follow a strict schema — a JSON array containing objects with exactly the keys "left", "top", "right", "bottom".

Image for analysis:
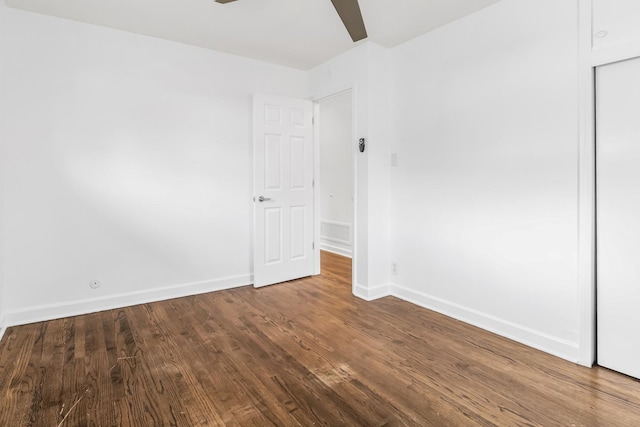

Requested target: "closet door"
[{"left": 597, "top": 56, "right": 640, "bottom": 379}]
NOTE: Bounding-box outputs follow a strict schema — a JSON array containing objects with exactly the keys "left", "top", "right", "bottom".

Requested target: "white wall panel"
[
  {"left": 593, "top": 0, "right": 640, "bottom": 49},
  {"left": 0, "top": 2, "right": 306, "bottom": 320},
  {"left": 389, "top": 0, "right": 581, "bottom": 361},
  {"left": 591, "top": 0, "right": 640, "bottom": 67}
]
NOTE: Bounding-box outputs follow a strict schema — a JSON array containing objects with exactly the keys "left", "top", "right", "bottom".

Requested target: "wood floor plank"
[
  {"left": 2, "top": 250, "right": 640, "bottom": 425},
  {"left": 238, "top": 282, "right": 491, "bottom": 426},
  {"left": 154, "top": 299, "right": 281, "bottom": 426},
  {"left": 26, "top": 321, "right": 63, "bottom": 427},
  {"left": 192, "top": 302, "right": 314, "bottom": 426},
  {"left": 0, "top": 324, "right": 40, "bottom": 426},
  {"left": 192, "top": 294, "right": 315, "bottom": 425},
  {"left": 215, "top": 295, "right": 375, "bottom": 426}
]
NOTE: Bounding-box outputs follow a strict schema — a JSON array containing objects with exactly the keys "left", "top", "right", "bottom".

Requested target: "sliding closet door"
[{"left": 597, "top": 56, "right": 640, "bottom": 379}]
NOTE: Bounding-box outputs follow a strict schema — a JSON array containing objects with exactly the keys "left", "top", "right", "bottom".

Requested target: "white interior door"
[
  {"left": 253, "top": 94, "right": 315, "bottom": 288},
  {"left": 597, "top": 56, "right": 640, "bottom": 379}
]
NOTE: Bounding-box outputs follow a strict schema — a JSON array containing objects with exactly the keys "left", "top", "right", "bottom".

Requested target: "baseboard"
[
  {"left": 4, "top": 274, "right": 253, "bottom": 328},
  {"left": 390, "top": 283, "right": 580, "bottom": 363},
  {"left": 319, "top": 243, "right": 352, "bottom": 258},
  {"left": 353, "top": 282, "right": 391, "bottom": 301}
]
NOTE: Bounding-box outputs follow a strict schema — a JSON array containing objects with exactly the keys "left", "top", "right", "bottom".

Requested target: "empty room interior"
[{"left": 2, "top": 0, "right": 640, "bottom": 425}]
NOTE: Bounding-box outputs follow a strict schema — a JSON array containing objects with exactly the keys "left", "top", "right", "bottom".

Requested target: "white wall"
[
  {"left": 318, "top": 91, "right": 353, "bottom": 257},
  {"left": 593, "top": 0, "right": 640, "bottom": 49},
  {"left": 591, "top": 0, "right": 640, "bottom": 66},
  {"left": 0, "top": 2, "right": 306, "bottom": 325},
  {"left": 389, "top": 0, "right": 581, "bottom": 361},
  {"left": 365, "top": 44, "right": 392, "bottom": 297}
]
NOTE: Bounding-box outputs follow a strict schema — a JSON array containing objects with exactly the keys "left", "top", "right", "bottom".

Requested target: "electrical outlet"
[
  {"left": 391, "top": 153, "right": 398, "bottom": 167},
  {"left": 89, "top": 280, "right": 101, "bottom": 289},
  {"left": 391, "top": 262, "right": 398, "bottom": 275}
]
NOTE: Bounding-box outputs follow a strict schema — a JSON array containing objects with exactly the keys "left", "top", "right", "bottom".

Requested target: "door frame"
[
  {"left": 577, "top": 0, "right": 597, "bottom": 367},
  {"left": 313, "top": 87, "right": 357, "bottom": 289}
]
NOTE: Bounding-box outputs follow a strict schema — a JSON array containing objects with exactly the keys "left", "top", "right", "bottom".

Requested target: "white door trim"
[
  {"left": 577, "top": 0, "right": 596, "bottom": 367},
  {"left": 313, "top": 102, "right": 321, "bottom": 276}
]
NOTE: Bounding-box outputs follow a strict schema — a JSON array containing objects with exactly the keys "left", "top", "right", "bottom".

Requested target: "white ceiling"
[{"left": 5, "top": 0, "right": 501, "bottom": 70}]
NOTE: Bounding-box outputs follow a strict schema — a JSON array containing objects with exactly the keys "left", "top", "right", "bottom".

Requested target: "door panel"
[
  {"left": 597, "top": 56, "right": 640, "bottom": 379},
  {"left": 265, "top": 135, "right": 282, "bottom": 190},
  {"left": 254, "top": 94, "right": 314, "bottom": 287},
  {"left": 265, "top": 207, "right": 282, "bottom": 265},
  {"left": 291, "top": 206, "right": 306, "bottom": 259}
]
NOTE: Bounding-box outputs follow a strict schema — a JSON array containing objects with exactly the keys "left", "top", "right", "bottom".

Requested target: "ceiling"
[{"left": 5, "top": 0, "right": 501, "bottom": 70}]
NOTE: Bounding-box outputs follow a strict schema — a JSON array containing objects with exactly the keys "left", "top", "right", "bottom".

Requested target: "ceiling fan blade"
[
  {"left": 330, "top": 0, "right": 367, "bottom": 42},
  {"left": 215, "top": 0, "right": 238, "bottom": 3}
]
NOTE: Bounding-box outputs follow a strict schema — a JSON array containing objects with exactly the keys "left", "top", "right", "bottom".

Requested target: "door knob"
[{"left": 258, "top": 196, "right": 272, "bottom": 202}]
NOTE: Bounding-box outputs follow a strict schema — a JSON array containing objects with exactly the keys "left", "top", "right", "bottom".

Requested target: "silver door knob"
[{"left": 258, "top": 196, "right": 272, "bottom": 202}]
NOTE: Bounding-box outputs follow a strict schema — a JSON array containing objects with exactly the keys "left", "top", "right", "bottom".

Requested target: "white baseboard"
[
  {"left": 390, "top": 283, "right": 580, "bottom": 363},
  {"left": 319, "top": 242, "right": 352, "bottom": 258},
  {"left": 1, "top": 273, "right": 581, "bottom": 364},
  {"left": 353, "top": 282, "right": 391, "bottom": 301},
  {"left": 4, "top": 274, "right": 252, "bottom": 328}
]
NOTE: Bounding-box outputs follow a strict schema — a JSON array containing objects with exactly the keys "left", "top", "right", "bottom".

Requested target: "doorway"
[{"left": 315, "top": 90, "right": 355, "bottom": 279}]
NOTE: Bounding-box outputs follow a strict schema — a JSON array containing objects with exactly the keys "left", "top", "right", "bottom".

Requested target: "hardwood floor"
[{"left": 1, "top": 251, "right": 640, "bottom": 426}]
